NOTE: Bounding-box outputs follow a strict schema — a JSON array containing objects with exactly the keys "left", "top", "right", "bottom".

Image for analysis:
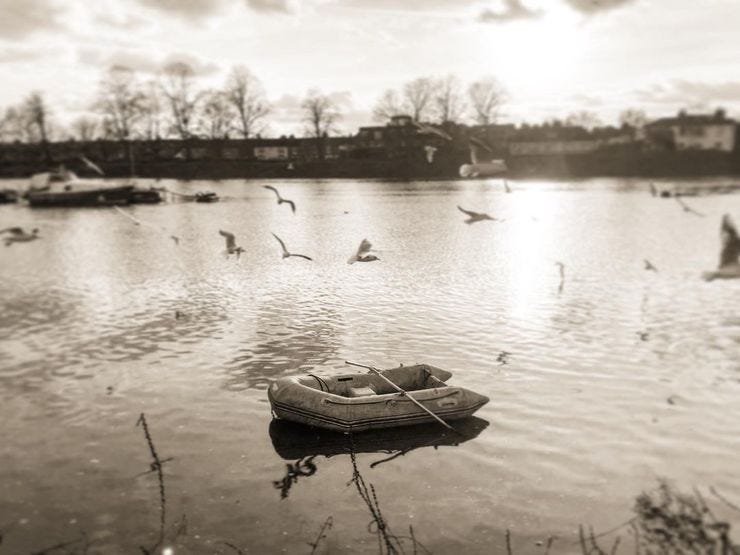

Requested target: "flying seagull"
[
  {"left": 644, "top": 259, "right": 658, "bottom": 272},
  {"left": 80, "top": 155, "right": 105, "bottom": 176},
  {"left": 414, "top": 121, "right": 453, "bottom": 141},
  {"left": 1, "top": 227, "right": 40, "bottom": 246},
  {"left": 674, "top": 195, "right": 705, "bottom": 217},
  {"left": 424, "top": 145, "right": 437, "bottom": 164},
  {"left": 271, "top": 233, "right": 312, "bottom": 261},
  {"left": 113, "top": 206, "right": 180, "bottom": 245},
  {"left": 457, "top": 205, "right": 497, "bottom": 224},
  {"left": 702, "top": 214, "right": 740, "bottom": 281},
  {"left": 219, "top": 229, "right": 245, "bottom": 259},
  {"left": 264, "top": 185, "right": 296, "bottom": 214},
  {"left": 555, "top": 261, "right": 565, "bottom": 294},
  {"left": 347, "top": 239, "right": 379, "bottom": 264}
]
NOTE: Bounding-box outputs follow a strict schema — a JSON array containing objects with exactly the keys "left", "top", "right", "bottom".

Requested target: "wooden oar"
[{"left": 345, "top": 360, "right": 457, "bottom": 432}]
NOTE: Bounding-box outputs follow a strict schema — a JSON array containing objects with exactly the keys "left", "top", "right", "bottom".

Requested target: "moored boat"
[
  {"left": 268, "top": 364, "right": 489, "bottom": 433},
  {"left": 26, "top": 171, "right": 133, "bottom": 208},
  {"left": 129, "top": 187, "right": 163, "bottom": 204},
  {"left": 194, "top": 191, "right": 219, "bottom": 203},
  {"left": 0, "top": 189, "right": 19, "bottom": 204}
]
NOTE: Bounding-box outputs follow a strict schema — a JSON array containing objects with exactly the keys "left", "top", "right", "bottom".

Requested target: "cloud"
[
  {"left": 93, "top": 12, "right": 149, "bottom": 31},
  {"left": 162, "top": 53, "right": 219, "bottom": 76},
  {"left": 332, "top": 0, "right": 479, "bottom": 12},
  {"left": 132, "top": 0, "right": 293, "bottom": 21},
  {"left": 563, "top": 0, "right": 635, "bottom": 15},
  {"left": 635, "top": 80, "right": 740, "bottom": 106},
  {"left": 0, "top": 0, "right": 65, "bottom": 39},
  {"left": 477, "top": 0, "right": 542, "bottom": 23},
  {"left": 0, "top": 47, "right": 46, "bottom": 64},
  {"left": 133, "top": 0, "right": 227, "bottom": 21},
  {"left": 245, "top": 0, "right": 294, "bottom": 12},
  {"left": 568, "top": 93, "right": 604, "bottom": 107},
  {"left": 77, "top": 49, "right": 219, "bottom": 77}
]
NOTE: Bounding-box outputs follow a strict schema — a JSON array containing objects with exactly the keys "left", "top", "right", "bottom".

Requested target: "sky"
[{"left": 1, "top": 0, "right": 740, "bottom": 137}]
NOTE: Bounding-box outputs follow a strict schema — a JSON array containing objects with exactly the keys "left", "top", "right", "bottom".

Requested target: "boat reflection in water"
[
  {"left": 270, "top": 417, "right": 488, "bottom": 553},
  {"left": 269, "top": 416, "right": 489, "bottom": 495}
]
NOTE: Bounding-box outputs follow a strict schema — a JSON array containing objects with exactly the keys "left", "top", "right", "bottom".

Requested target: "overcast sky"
[{"left": 1, "top": 0, "right": 739, "bottom": 136}]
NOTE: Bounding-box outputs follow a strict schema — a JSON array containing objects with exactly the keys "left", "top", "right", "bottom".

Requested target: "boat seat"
[{"left": 347, "top": 385, "right": 377, "bottom": 398}]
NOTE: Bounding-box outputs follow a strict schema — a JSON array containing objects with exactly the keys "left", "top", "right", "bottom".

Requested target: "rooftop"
[{"left": 647, "top": 109, "right": 736, "bottom": 127}]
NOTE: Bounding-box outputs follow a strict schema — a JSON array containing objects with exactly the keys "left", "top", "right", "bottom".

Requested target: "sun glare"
[{"left": 474, "top": 10, "right": 582, "bottom": 96}]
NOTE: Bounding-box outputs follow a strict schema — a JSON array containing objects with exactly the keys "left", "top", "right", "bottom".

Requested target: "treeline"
[
  {"left": 0, "top": 61, "right": 653, "bottom": 148},
  {"left": 371, "top": 76, "right": 652, "bottom": 131},
  {"left": 372, "top": 75, "right": 506, "bottom": 126},
  {"left": 0, "top": 62, "right": 344, "bottom": 146}
]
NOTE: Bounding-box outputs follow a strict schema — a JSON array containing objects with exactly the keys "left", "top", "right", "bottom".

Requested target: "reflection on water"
[
  {"left": 269, "top": 417, "right": 489, "bottom": 465},
  {"left": 1, "top": 177, "right": 740, "bottom": 553},
  {"left": 270, "top": 417, "right": 474, "bottom": 553},
  {"left": 224, "top": 296, "right": 344, "bottom": 391},
  {"left": 269, "top": 417, "right": 488, "bottom": 499},
  {"left": 347, "top": 446, "right": 431, "bottom": 555},
  {"left": 273, "top": 455, "right": 318, "bottom": 500}
]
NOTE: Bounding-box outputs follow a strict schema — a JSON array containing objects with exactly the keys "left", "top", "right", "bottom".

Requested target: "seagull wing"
[
  {"left": 80, "top": 155, "right": 105, "bottom": 176},
  {"left": 289, "top": 253, "right": 313, "bottom": 261},
  {"left": 113, "top": 205, "right": 142, "bottom": 226},
  {"left": 457, "top": 205, "right": 478, "bottom": 218},
  {"left": 271, "top": 232, "right": 289, "bottom": 256},
  {"left": 285, "top": 199, "right": 296, "bottom": 214},
  {"left": 219, "top": 229, "right": 236, "bottom": 250},
  {"left": 0, "top": 227, "right": 23, "bottom": 235},
  {"left": 675, "top": 196, "right": 705, "bottom": 216},
  {"left": 357, "top": 238, "right": 372, "bottom": 257},
  {"left": 719, "top": 214, "right": 740, "bottom": 268},
  {"left": 263, "top": 185, "right": 281, "bottom": 201}
]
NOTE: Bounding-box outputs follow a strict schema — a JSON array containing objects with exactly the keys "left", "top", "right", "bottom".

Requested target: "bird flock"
[
  {"left": 215, "top": 185, "right": 380, "bottom": 265},
  {"left": 3, "top": 180, "right": 740, "bottom": 284}
]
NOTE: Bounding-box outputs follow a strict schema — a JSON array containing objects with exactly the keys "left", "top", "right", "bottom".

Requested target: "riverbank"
[{"left": 2, "top": 146, "right": 740, "bottom": 180}]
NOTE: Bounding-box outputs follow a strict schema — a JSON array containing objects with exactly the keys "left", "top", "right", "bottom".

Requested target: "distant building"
[
  {"left": 254, "top": 145, "right": 290, "bottom": 161},
  {"left": 509, "top": 140, "right": 599, "bottom": 156},
  {"left": 646, "top": 109, "right": 736, "bottom": 152},
  {"left": 355, "top": 114, "right": 426, "bottom": 157},
  {"left": 507, "top": 124, "right": 632, "bottom": 156}
]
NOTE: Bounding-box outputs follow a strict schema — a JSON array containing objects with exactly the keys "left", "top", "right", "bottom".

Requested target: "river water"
[{"left": 1, "top": 177, "right": 739, "bottom": 554}]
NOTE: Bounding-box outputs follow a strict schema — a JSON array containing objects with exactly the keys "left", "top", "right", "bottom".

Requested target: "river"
[{"left": 1, "top": 177, "right": 739, "bottom": 554}]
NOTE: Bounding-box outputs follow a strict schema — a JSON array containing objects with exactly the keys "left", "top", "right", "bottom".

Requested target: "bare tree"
[
  {"left": 161, "top": 61, "right": 201, "bottom": 140},
  {"left": 199, "top": 90, "right": 235, "bottom": 139},
  {"left": 301, "top": 89, "right": 341, "bottom": 160},
  {"left": 566, "top": 110, "right": 602, "bottom": 130},
  {"left": 140, "top": 80, "right": 164, "bottom": 140},
  {"left": 22, "top": 91, "right": 52, "bottom": 160},
  {"left": 372, "top": 89, "right": 403, "bottom": 123},
  {"left": 71, "top": 116, "right": 99, "bottom": 141},
  {"left": 619, "top": 108, "right": 647, "bottom": 129},
  {"left": 468, "top": 77, "right": 505, "bottom": 125},
  {"left": 95, "top": 66, "right": 145, "bottom": 141},
  {"left": 224, "top": 65, "right": 269, "bottom": 138},
  {"left": 23, "top": 92, "right": 51, "bottom": 143},
  {"left": 433, "top": 74, "right": 465, "bottom": 124},
  {"left": 403, "top": 77, "right": 434, "bottom": 122},
  {"left": 0, "top": 107, "right": 23, "bottom": 142}
]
